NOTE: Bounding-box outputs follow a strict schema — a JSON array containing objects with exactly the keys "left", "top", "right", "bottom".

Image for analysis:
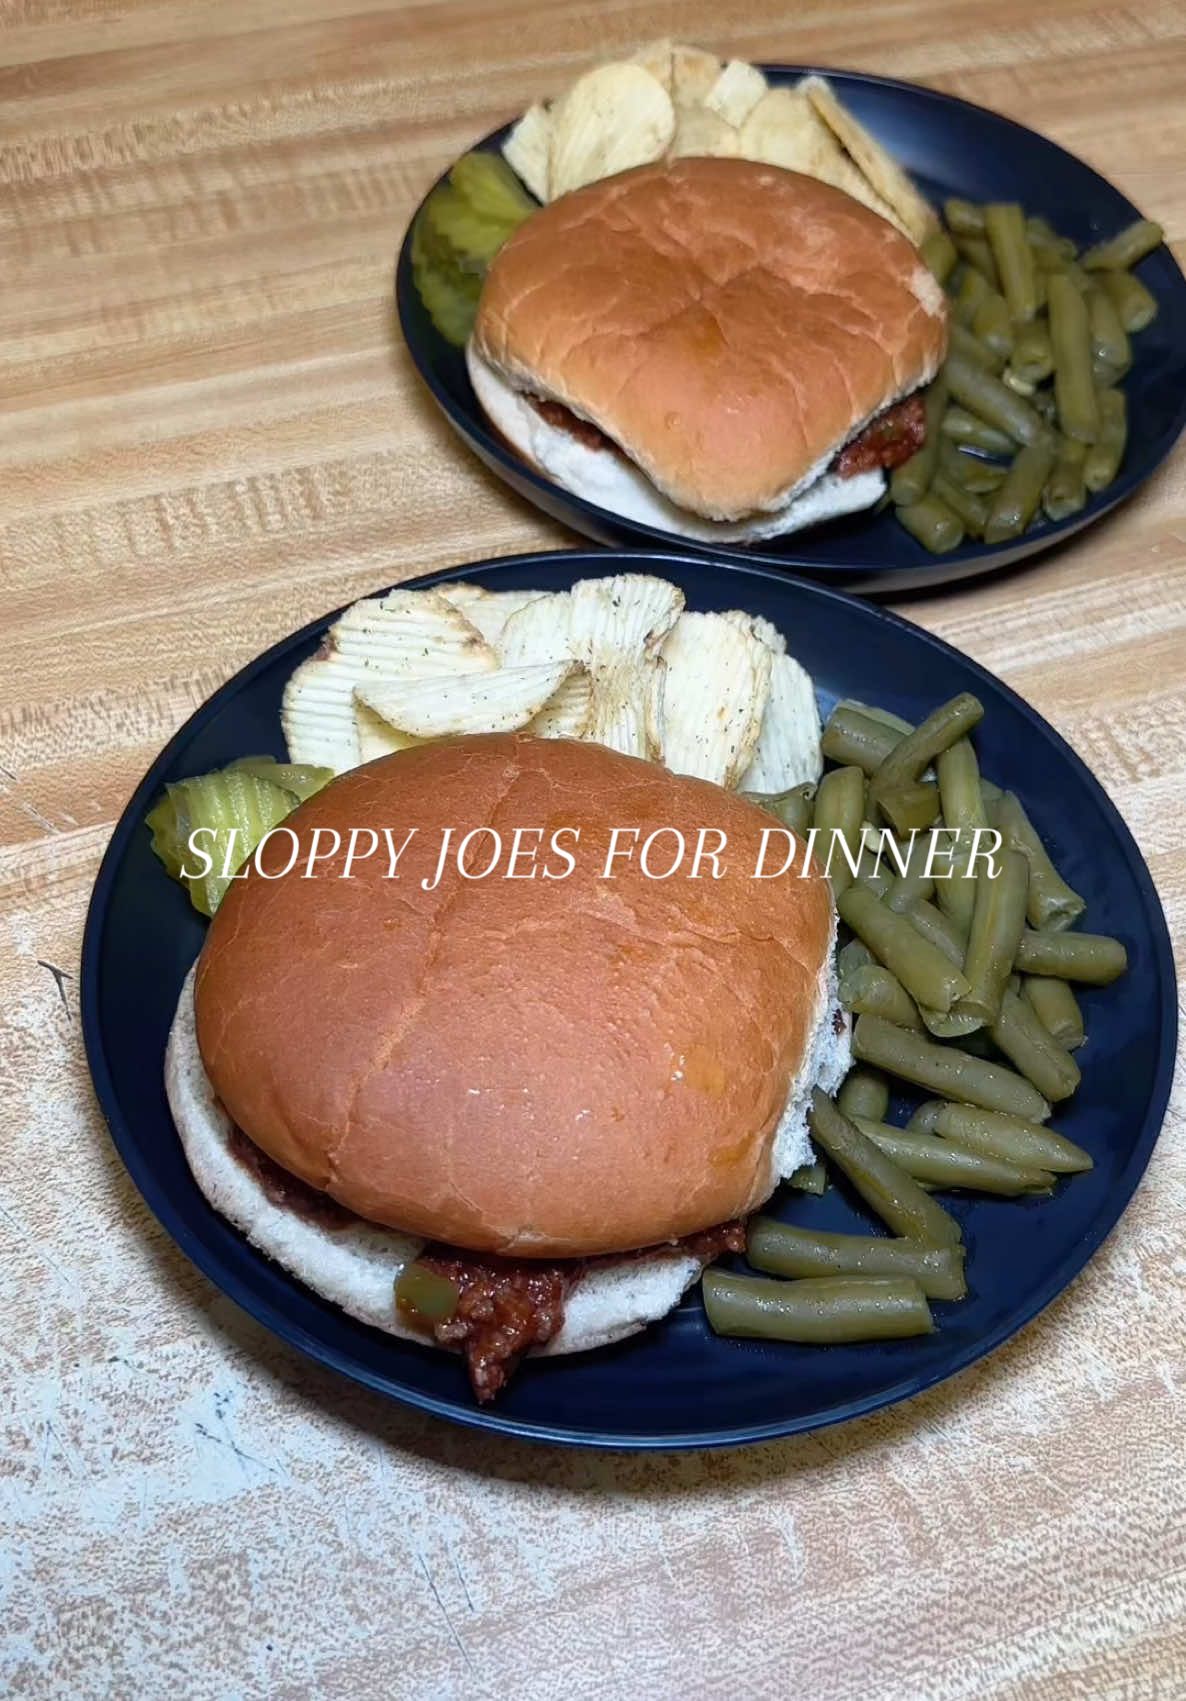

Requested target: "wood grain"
[{"left": 1, "top": 3, "right": 1184, "bottom": 1697}]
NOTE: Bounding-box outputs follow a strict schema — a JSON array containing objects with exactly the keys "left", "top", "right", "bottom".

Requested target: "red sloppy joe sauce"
[{"left": 833, "top": 392, "right": 926, "bottom": 477}]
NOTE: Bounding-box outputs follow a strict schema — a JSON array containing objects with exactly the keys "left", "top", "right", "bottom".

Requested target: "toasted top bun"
[
  {"left": 473, "top": 156, "right": 947, "bottom": 521},
  {"left": 195, "top": 733, "right": 837, "bottom": 1258}
]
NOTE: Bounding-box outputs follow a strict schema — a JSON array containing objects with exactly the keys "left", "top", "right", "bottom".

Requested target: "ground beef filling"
[{"left": 526, "top": 390, "right": 926, "bottom": 480}]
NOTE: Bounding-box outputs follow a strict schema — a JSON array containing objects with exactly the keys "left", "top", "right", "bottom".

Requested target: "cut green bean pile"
[
  {"left": 896, "top": 204, "right": 1162, "bottom": 552},
  {"left": 708, "top": 690, "right": 1125, "bottom": 1352}
]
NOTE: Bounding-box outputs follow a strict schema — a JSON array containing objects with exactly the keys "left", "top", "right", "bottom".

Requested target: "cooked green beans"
[
  {"left": 1081, "top": 218, "right": 1163, "bottom": 271},
  {"left": 838, "top": 884, "right": 971, "bottom": 1013},
  {"left": 837, "top": 938, "right": 875, "bottom": 980},
  {"left": 1011, "top": 319, "right": 1054, "bottom": 385},
  {"left": 1048, "top": 272, "right": 1100, "bottom": 443},
  {"left": 788, "top": 1161, "right": 827, "bottom": 1195},
  {"left": 896, "top": 493, "right": 966, "bottom": 553},
  {"left": 853, "top": 1013, "right": 1051, "bottom": 1122},
  {"left": 1021, "top": 975, "right": 1085, "bottom": 1050},
  {"left": 1087, "top": 286, "right": 1130, "bottom": 380},
  {"left": 838, "top": 1067, "right": 891, "bottom": 1123},
  {"left": 814, "top": 766, "right": 866, "bottom": 894},
  {"left": 890, "top": 380, "right": 948, "bottom": 507},
  {"left": 984, "top": 437, "right": 1057, "bottom": 543},
  {"left": 945, "top": 197, "right": 985, "bottom": 235},
  {"left": 821, "top": 705, "right": 904, "bottom": 774},
  {"left": 950, "top": 319, "right": 1006, "bottom": 374},
  {"left": 884, "top": 831, "right": 938, "bottom": 911},
  {"left": 954, "top": 264, "right": 991, "bottom": 326},
  {"left": 747, "top": 1219, "right": 967, "bottom": 1301},
  {"left": 938, "top": 442, "right": 1008, "bottom": 493},
  {"left": 1098, "top": 267, "right": 1158, "bottom": 332},
  {"left": 990, "top": 792, "right": 1085, "bottom": 930},
  {"left": 702, "top": 1270, "right": 934, "bottom": 1344},
  {"left": 934, "top": 738, "right": 990, "bottom": 930},
  {"left": 985, "top": 202, "right": 1040, "bottom": 322},
  {"left": 908, "top": 1099, "right": 946, "bottom": 1133},
  {"left": 879, "top": 781, "right": 942, "bottom": 837},
  {"left": 869, "top": 693, "right": 985, "bottom": 814},
  {"left": 744, "top": 781, "right": 815, "bottom": 835},
  {"left": 959, "top": 847, "right": 1030, "bottom": 1025},
  {"left": 839, "top": 964, "right": 925, "bottom": 1031},
  {"left": 933, "top": 1104, "right": 1092, "bottom": 1174},
  {"left": 1013, "top": 929, "right": 1128, "bottom": 985},
  {"left": 972, "top": 290, "right": 1014, "bottom": 362},
  {"left": 852, "top": 1120, "right": 1053, "bottom": 1195},
  {"left": 1043, "top": 437, "right": 1087, "bottom": 523},
  {"left": 941, "top": 406, "right": 1016, "bottom": 455},
  {"left": 921, "top": 228, "right": 959, "bottom": 284},
  {"left": 907, "top": 898, "right": 967, "bottom": 966},
  {"left": 932, "top": 471, "right": 988, "bottom": 538},
  {"left": 956, "top": 234, "right": 1001, "bottom": 288},
  {"left": 945, "top": 351, "right": 1048, "bottom": 447},
  {"left": 808, "top": 1090, "right": 962, "bottom": 1246},
  {"left": 989, "top": 988, "right": 1082, "bottom": 1103},
  {"left": 1084, "top": 387, "right": 1127, "bottom": 491}
]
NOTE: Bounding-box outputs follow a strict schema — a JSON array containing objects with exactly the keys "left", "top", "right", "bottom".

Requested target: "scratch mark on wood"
[
  {"left": 416, "top": 1551, "right": 477, "bottom": 1676},
  {"left": 36, "top": 959, "right": 73, "bottom": 1018},
  {"left": 451, "top": 1551, "right": 476, "bottom": 1615}
]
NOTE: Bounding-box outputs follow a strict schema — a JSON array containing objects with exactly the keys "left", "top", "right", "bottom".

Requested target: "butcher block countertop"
[{"left": 2, "top": 3, "right": 1184, "bottom": 1696}]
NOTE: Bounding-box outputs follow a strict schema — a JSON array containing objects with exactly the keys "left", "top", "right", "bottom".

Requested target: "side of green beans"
[
  {"left": 1084, "top": 387, "right": 1127, "bottom": 491},
  {"left": 879, "top": 781, "right": 942, "bottom": 836},
  {"left": 907, "top": 1100, "right": 946, "bottom": 1133},
  {"left": 837, "top": 938, "right": 875, "bottom": 980},
  {"left": 788, "top": 1161, "right": 827, "bottom": 1195},
  {"left": 950, "top": 319, "right": 1005, "bottom": 373},
  {"left": 1081, "top": 219, "right": 1163, "bottom": 271},
  {"left": 896, "top": 492, "right": 965, "bottom": 554},
  {"left": 991, "top": 792, "right": 1086, "bottom": 930},
  {"left": 1087, "top": 286, "right": 1130, "bottom": 380},
  {"left": 809, "top": 1090, "right": 962, "bottom": 1246},
  {"left": 890, "top": 379, "right": 948, "bottom": 507},
  {"left": 959, "top": 846, "right": 1030, "bottom": 1025},
  {"left": 985, "top": 202, "right": 1039, "bottom": 322},
  {"left": 945, "top": 350, "right": 1048, "bottom": 447},
  {"left": 945, "top": 198, "right": 985, "bottom": 235},
  {"left": 989, "top": 987, "right": 1082, "bottom": 1103},
  {"left": 1014, "top": 928, "right": 1128, "bottom": 985},
  {"left": 747, "top": 1219, "right": 967, "bottom": 1301},
  {"left": 853, "top": 1013, "right": 1051, "bottom": 1122},
  {"left": 921, "top": 228, "right": 959, "bottom": 284},
  {"left": 837, "top": 1067, "right": 891, "bottom": 1123},
  {"left": 907, "top": 897, "right": 966, "bottom": 966},
  {"left": 934, "top": 739, "right": 989, "bottom": 931},
  {"left": 1021, "top": 975, "right": 1085, "bottom": 1050},
  {"left": 933, "top": 1104, "right": 1092, "bottom": 1174},
  {"left": 1011, "top": 319, "right": 1054, "bottom": 385},
  {"left": 853, "top": 1120, "right": 1053, "bottom": 1195},
  {"left": 839, "top": 963, "right": 925, "bottom": 1031},
  {"left": 839, "top": 883, "right": 971, "bottom": 1013},
  {"left": 703, "top": 1269, "right": 935, "bottom": 1344},
  {"left": 984, "top": 437, "right": 1057, "bottom": 543},
  {"left": 813, "top": 766, "right": 866, "bottom": 894},
  {"left": 821, "top": 704, "right": 904, "bottom": 774},
  {"left": 941, "top": 406, "right": 1015, "bottom": 454},
  {"left": 972, "top": 290, "right": 1014, "bottom": 362},
  {"left": 1098, "top": 267, "right": 1158, "bottom": 332},
  {"left": 932, "top": 471, "right": 988, "bottom": 538},
  {"left": 956, "top": 234, "right": 1001, "bottom": 288},
  {"left": 743, "top": 781, "right": 815, "bottom": 835},
  {"left": 954, "top": 264, "right": 991, "bottom": 326},
  {"left": 939, "top": 442, "right": 1008, "bottom": 492},
  {"left": 1048, "top": 272, "right": 1100, "bottom": 443},
  {"left": 884, "top": 830, "right": 938, "bottom": 910},
  {"left": 1043, "top": 436, "right": 1087, "bottom": 522},
  {"left": 869, "top": 693, "right": 985, "bottom": 813}
]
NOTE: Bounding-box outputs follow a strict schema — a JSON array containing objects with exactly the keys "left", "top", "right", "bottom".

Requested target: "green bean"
[
  {"left": 908, "top": 1099, "right": 946, "bottom": 1133},
  {"left": 956, "top": 234, "right": 1001, "bottom": 289},
  {"left": 972, "top": 290, "right": 1015, "bottom": 362},
  {"left": 1026, "top": 215, "right": 1077, "bottom": 261},
  {"left": 1048, "top": 272, "right": 1100, "bottom": 443},
  {"left": 1014, "top": 928, "right": 1127, "bottom": 985},
  {"left": 838, "top": 701, "right": 915, "bottom": 736},
  {"left": 814, "top": 766, "right": 866, "bottom": 894},
  {"left": 838, "top": 1066, "right": 892, "bottom": 1123},
  {"left": 941, "top": 406, "right": 1016, "bottom": 455},
  {"left": 878, "top": 781, "right": 942, "bottom": 836},
  {"left": 1097, "top": 267, "right": 1158, "bottom": 332},
  {"left": 921, "top": 228, "right": 959, "bottom": 283},
  {"left": 895, "top": 492, "right": 965, "bottom": 554},
  {"left": 935, "top": 738, "right": 990, "bottom": 931},
  {"left": 984, "top": 437, "right": 1057, "bottom": 543},
  {"left": 788, "top": 1161, "right": 827, "bottom": 1195},
  {"left": 945, "top": 197, "right": 985, "bottom": 235},
  {"left": 890, "top": 379, "right": 948, "bottom": 506},
  {"left": 838, "top": 884, "right": 971, "bottom": 1013},
  {"left": 945, "top": 351, "right": 1049, "bottom": 447},
  {"left": 1021, "top": 975, "right": 1085, "bottom": 1050},
  {"left": 1042, "top": 437, "right": 1087, "bottom": 523},
  {"left": 703, "top": 1269, "right": 935, "bottom": 1344},
  {"left": 821, "top": 705, "right": 903, "bottom": 774},
  {"left": 907, "top": 897, "right": 967, "bottom": 966},
  {"left": 809, "top": 1090, "right": 962, "bottom": 1246},
  {"left": 959, "top": 846, "right": 1029, "bottom": 1026},
  {"left": 1011, "top": 319, "right": 1054, "bottom": 385},
  {"left": 747, "top": 1219, "right": 967, "bottom": 1301},
  {"left": 934, "top": 1104, "right": 1092, "bottom": 1174},
  {"left": 837, "top": 938, "right": 875, "bottom": 980},
  {"left": 985, "top": 202, "right": 1039, "bottom": 322},
  {"left": 883, "top": 830, "right": 938, "bottom": 912},
  {"left": 395, "top": 1261, "right": 459, "bottom": 1323},
  {"left": 949, "top": 320, "right": 1005, "bottom": 374},
  {"left": 853, "top": 1120, "right": 1053, "bottom": 1195},
  {"left": 938, "top": 441, "right": 1008, "bottom": 493},
  {"left": 1087, "top": 286, "right": 1131, "bottom": 380},
  {"left": 954, "top": 265, "right": 991, "bottom": 326},
  {"left": 869, "top": 693, "right": 985, "bottom": 818},
  {"left": 1084, "top": 387, "right": 1127, "bottom": 492},
  {"left": 743, "top": 782, "right": 815, "bottom": 835},
  {"left": 931, "top": 471, "right": 988, "bottom": 538},
  {"left": 1082, "top": 218, "right": 1164, "bottom": 271},
  {"left": 853, "top": 1013, "right": 1051, "bottom": 1121},
  {"left": 989, "top": 988, "right": 1082, "bottom": 1102},
  {"left": 990, "top": 793, "right": 1085, "bottom": 930},
  {"left": 839, "top": 963, "right": 924, "bottom": 1031}
]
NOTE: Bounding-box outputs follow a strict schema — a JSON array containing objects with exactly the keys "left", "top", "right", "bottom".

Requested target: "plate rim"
[
  {"left": 394, "top": 62, "right": 1186, "bottom": 589},
  {"left": 81, "top": 548, "right": 1179, "bottom": 1450}
]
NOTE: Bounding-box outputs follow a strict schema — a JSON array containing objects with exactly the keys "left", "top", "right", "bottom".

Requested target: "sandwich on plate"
[
  {"left": 167, "top": 732, "right": 848, "bottom": 1401},
  {"left": 466, "top": 155, "right": 948, "bottom": 544}
]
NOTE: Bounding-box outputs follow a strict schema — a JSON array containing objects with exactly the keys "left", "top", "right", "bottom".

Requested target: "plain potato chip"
[
  {"left": 630, "top": 37, "right": 674, "bottom": 92},
  {"left": 738, "top": 652, "right": 822, "bottom": 793},
  {"left": 503, "top": 101, "right": 552, "bottom": 201},
  {"left": 357, "top": 661, "right": 574, "bottom": 738},
  {"left": 549, "top": 63, "right": 675, "bottom": 199},
  {"left": 672, "top": 43, "right": 721, "bottom": 106},
  {"left": 801, "top": 76, "right": 937, "bottom": 245},
  {"left": 569, "top": 573, "right": 684, "bottom": 758},
  {"left": 704, "top": 59, "right": 768, "bottom": 127},
  {"left": 669, "top": 104, "right": 739, "bottom": 159},
  {"left": 738, "top": 86, "right": 902, "bottom": 227},
  {"left": 659, "top": 613, "right": 772, "bottom": 786}
]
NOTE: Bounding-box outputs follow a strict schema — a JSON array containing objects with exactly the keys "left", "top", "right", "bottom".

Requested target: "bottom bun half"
[
  {"left": 166, "top": 961, "right": 849, "bottom": 1363},
  {"left": 466, "top": 345, "right": 885, "bottom": 545}
]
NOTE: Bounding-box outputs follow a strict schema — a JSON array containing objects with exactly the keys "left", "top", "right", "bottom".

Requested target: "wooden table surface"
[{"left": 3, "top": 3, "right": 1184, "bottom": 1696}]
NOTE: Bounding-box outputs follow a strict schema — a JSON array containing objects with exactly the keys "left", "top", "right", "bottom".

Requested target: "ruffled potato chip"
[
  {"left": 549, "top": 63, "right": 675, "bottom": 199},
  {"left": 357, "top": 660, "right": 574, "bottom": 738},
  {"left": 669, "top": 104, "right": 739, "bottom": 160},
  {"left": 739, "top": 652, "right": 822, "bottom": 793},
  {"left": 704, "top": 59, "right": 768, "bottom": 127},
  {"left": 503, "top": 101, "right": 552, "bottom": 202},
  {"left": 801, "top": 75, "right": 937, "bottom": 245},
  {"left": 659, "top": 612, "right": 772, "bottom": 786}
]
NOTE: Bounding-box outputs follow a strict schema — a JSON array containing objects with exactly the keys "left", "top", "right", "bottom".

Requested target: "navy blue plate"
[
  {"left": 82, "top": 551, "right": 1176, "bottom": 1448},
  {"left": 396, "top": 67, "right": 1186, "bottom": 593}
]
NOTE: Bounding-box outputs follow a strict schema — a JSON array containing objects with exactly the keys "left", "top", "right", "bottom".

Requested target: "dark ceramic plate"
[
  {"left": 396, "top": 68, "right": 1186, "bottom": 593},
  {"left": 82, "top": 551, "right": 1176, "bottom": 1448}
]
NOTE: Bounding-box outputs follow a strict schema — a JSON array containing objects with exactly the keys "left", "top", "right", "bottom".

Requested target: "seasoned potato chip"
[
  {"left": 801, "top": 76, "right": 937, "bottom": 245},
  {"left": 357, "top": 661, "right": 574, "bottom": 739},
  {"left": 739, "top": 86, "right": 901, "bottom": 227},
  {"left": 672, "top": 43, "right": 721, "bottom": 106},
  {"left": 704, "top": 59, "right": 768, "bottom": 127},
  {"left": 497, "top": 590, "right": 573, "bottom": 667},
  {"left": 739, "top": 652, "right": 822, "bottom": 793},
  {"left": 568, "top": 573, "right": 684, "bottom": 758},
  {"left": 669, "top": 104, "right": 739, "bottom": 160},
  {"left": 503, "top": 101, "right": 552, "bottom": 202},
  {"left": 549, "top": 63, "right": 675, "bottom": 198},
  {"left": 723, "top": 609, "right": 787, "bottom": 654},
  {"left": 659, "top": 613, "right": 772, "bottom": 786},
  {"left": 282, "top": 589, "right": 495, "bottom": 773},
  {"left": 630, "top": 37, "right": 674, "bottom": 92},
  {"left": 530, "top": 665, "right": 593, "bottom": 738},
  {"left": 437, "top": 583, "right": 545, "bottom": 649},
  {"left": 355, "top": 701, "right": 424, "bottom": 762}
]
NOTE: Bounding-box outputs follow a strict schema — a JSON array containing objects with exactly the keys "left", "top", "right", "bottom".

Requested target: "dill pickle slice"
[
  {"left": 227, "top": 754, "right": 333, "bottom": 802},
  {"left": 449, "top": 151, "right": 537, "bottom": 224},
  {"left": 423, "top": 184, "right": 518, "bottom": 271},
  {"left": 145, "top": 793, "right": 186, "bottom": 880},
  {"left": 148, "top": 771, "right": 297, "bottom": 916},
  {"left": 413, "top": 252, "right": 482, "bottom": 347}
]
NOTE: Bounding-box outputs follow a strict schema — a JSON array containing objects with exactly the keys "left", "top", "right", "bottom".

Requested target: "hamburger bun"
[
  {"left": 191, "top": 733, "right": 844, "bottom": 1259},
  {"left": 471, "top": 156, "right": 947, "bottom": 523}
]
